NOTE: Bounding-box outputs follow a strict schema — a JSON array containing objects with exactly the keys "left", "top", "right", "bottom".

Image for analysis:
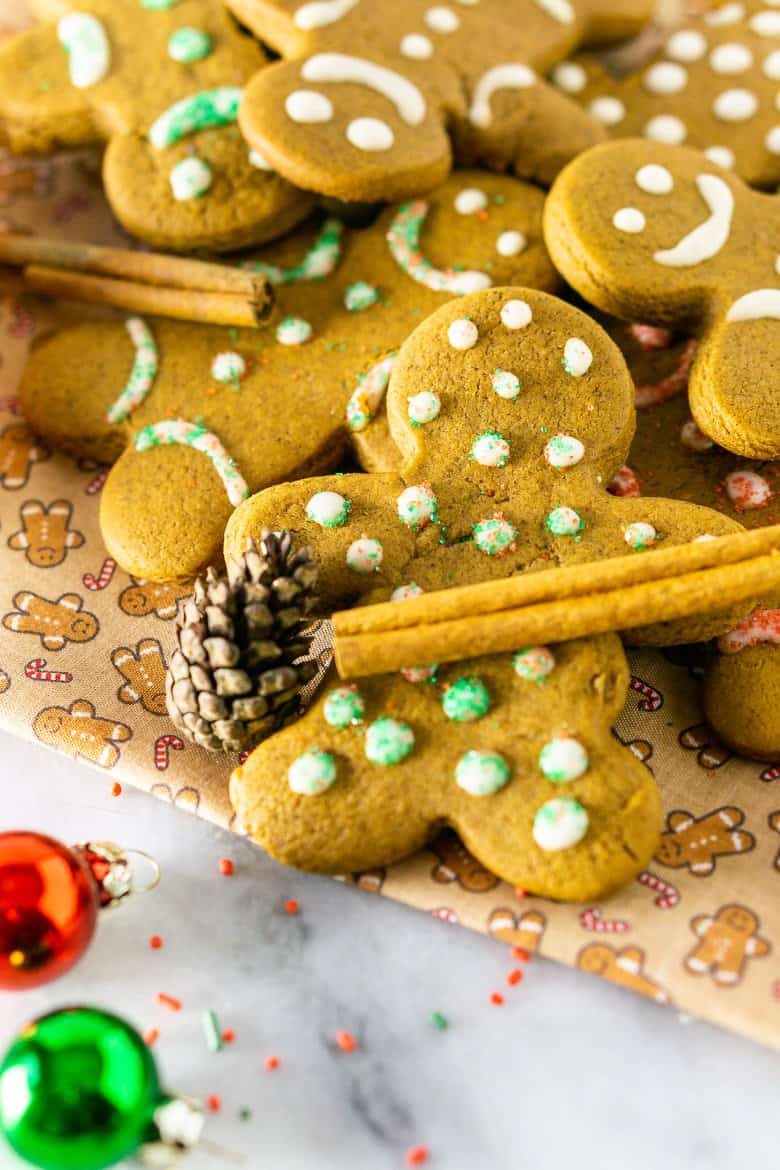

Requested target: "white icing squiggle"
[
  {"left": 105, "top": 318, "right": 158, "bottom": 424},
  {"left": 469, "top": 64, "right": 537, "bottom": 128},
  {"left": 533, "top": 0, "right": 575, "bottom": 23},
  {"left": 727, "top": 289, "right": 780, "bottom": 322},
  {"left": 346, "top": 353, "right": 398, "bottom": 431},
  {"left": 294, "top": 0, "right": 360, "bottom": 29},
  {"left": 57, "top": 13, "right": 110, "bottom": 89},
  {"left": 134, "top": 420, "right": 249, "bottom": 506},
  {"left": 653, "top": 174, "right": 734, "bottom": 267},
  {"left": 301, "top": 54, "right": 426, "bottom": 125}
]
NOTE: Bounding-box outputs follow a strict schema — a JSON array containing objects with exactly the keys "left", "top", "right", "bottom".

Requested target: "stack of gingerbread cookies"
[{"left": 2, "top": 0, "right": 778, "bottom": 903}]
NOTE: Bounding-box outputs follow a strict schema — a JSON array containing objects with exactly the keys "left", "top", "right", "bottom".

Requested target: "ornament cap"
[
  {"left": 138, "top": 1096, "right": 205, "bottom": 1169},
  {"left": 76, "top": 841, "right": 161, "bottom": 909}
]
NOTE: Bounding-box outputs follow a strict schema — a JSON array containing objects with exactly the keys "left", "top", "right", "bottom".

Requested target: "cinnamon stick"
[{"left": 333, "top": 529, "right": 780, "bottom": 679}]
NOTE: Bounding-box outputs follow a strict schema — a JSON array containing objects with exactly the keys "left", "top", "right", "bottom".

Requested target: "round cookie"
[
  {"left": 225, "top": 287, "right": 745, "bottom": 647},
  {"left": 19, "top": 171, "right": 558, "bottom": 582},
  {"left": 544, "top": 138, "right": 780, "bottom": 459},
  {"left": 231, "top": 637, "right": 663, "bottom": 902}
]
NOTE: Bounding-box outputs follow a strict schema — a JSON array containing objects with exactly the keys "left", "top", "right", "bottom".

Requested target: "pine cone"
[{"left": 166, "top": 530, "right": 319, "bottom": 753}]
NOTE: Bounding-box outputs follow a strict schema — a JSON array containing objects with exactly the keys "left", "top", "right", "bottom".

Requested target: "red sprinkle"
[
  {"left": 111, "top": 782, "right": 122, "bottom": 797},
  {"left": 405, "top": 1145, "right": 430, "bottom": 1166},
  {"left": 222, "top": 1029, "right": 236, "bottom": 1044},
  {"left": 264, "top": 1056, "right": 280, "bottom": 1071},
  {"left": 335, "top": 1030, "right": 357, "bottom": 1052},
  {"left": 219, "top": 858, "right": 234, "bottom": 876},
  {"left": 513, "top": 887, "right": 527, "bottom": 899},
  {"left": 507, "top": 969, "right": 523, "bottom": 987},
  {"left": 284, "top": 899, "right": 299, "bottom": 915},
  {"left": 157, "top": 993, "right": 182, "bottom": 1012},
  {"left": 490, "top": 992, "right": 505, "bottom": 1006},
  {"left": 143, "top": 1028, "right": 159, "bottom": 1047},
  {"left": 512, "top": 946, "right": 531, "bottom": 963},
  {"left": 206, "top": 1095, "right": 221, "bottom": 1113},
  {"left": 149, "top": 936, "right": 163, "bottom": 950}
]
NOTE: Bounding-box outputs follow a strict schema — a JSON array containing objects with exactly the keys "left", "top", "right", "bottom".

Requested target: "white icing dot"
[
  {"left": 713, "top": 88, "right": 759, "bottom": 122},
  {"left": 397, "top": 484, "right": 438, "bottom": 528},
  {"left": 407, "top": 389, "right": 441, "bottom": 425},
  {"left": 288, "top": 750, "right": 336, "bottom": 796},
  {"left": 391, "top": 582, "right": 424, "bottom": 601},
  {"left": 448, "top": 318, "right": 479, "bottom": 350},
  {"left": 496, "top": 230, "right": 526, "bottom": 257},
  {"left": 306, "top": 490, "right": 350, "bottom": 527},
  {"left": 613, "top": 207, "right": 646, "bottom": 234},
  {"left": 551, "top": 60, "right": 587, "bottom": 93},
  {"left": 347, "top": 116, "right": 394, "bottom": 151},
  {"left": 276, "top": 316, "right": 313, "bottom": 346},
  {"left": 751, "top": 10, "right": 780, "bottom": 35},
  {"left": 776, "top": 255, "right": 780, "bottom": 275},
  {"left": 704, "top": 2, "right": 744, "bottom": 24},
  {"left": 346, "top": 536, "right": 383, "bottom": 573},
  {"left": 544, "top": 433, "right": 585, "bottom": 468},
  {"left": 286, "top": 89, "right": 333, "bottom": 123},
  {"left": 710, "top": 43, "right": 753, "bottom": 74},
  {"left": 764, "top": 50, "right": 780, "bottom": 80},
  {"left": 666, "top": 29, "right": 707, "bottom": 62},
  {"left": 562, "top": 337, "right": 593, "bottom": 377},
  {"left": 470, "top": 432, "right": 510, "bottom": 468},
  {"left": 454, "top": 187, "right": 488, "bottom": 215},
  {"left": 623, "top": 521, "right": 658, "bottom": 550},
  {"left": 492, "top": 369, "right": 520, "bottom": 399},
  {"left": 500, "top": 299, "right": 532, "bottom": 329},
  {"left": 533, "top": 797, "right": 588, "bottom": 851},
  {"left": 725, "top": 469, "right": 772, "bottom": 508},
  {"left": 169, "top": 156, "right": 211, "bottom": 201},
  {"left": 400, "top": 32, "right": 433, "bottom": 59},
  {"left": 765, "top": 125, "right": 780, "bottom": 153},
  {"left": 425, "top": 5, "right": 459, "bottom": 31},
  {"left": 539, "top": 736, "right": 588, "bottom": 782},
  {"left": 644, "top": 114, "right": 687, "bottom": 144},
  {"left": 644, "top": 61, "right": 688, "bottom": 95},
  {"left": 635, "top": 164, "right": 674, "bottom": 195},
  {"left": 248, "top": 147, "right": 273, "bottom": 170},
  {"left": 704, "top": 145, "right": 736, "bottom": 169},
  {"left": 680, "top": 419, "right": 714, "bottom": 451},
  {"left": 210, "top": 351, "right": 246, "bottom": 383},
  {"left": 589, "top": 96, "right": 625, "bottom": 126}
]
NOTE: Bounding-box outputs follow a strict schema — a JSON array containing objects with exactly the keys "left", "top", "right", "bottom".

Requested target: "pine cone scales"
[{"left": 166, "top": 531, "right": 319, "bottom": 752}]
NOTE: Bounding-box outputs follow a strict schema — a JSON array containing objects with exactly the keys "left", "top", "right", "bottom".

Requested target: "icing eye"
[
  {"left": 644, "top": 114, "right": 687, "bottom": 144},
  {"left": 589, "top": 96, "right": 625, "bottom": 126},
  {"left": 400, "top": 32, "right": 433, "bottom": 59},
  {"left": 347, "top": 117, "right": 394, "bottom": 150},
  {"left": 496, "top": 230, "right": 526, "bottom": 257},
  {"left": 712, "top": 88, "right": 759, "bottom": 122},
  {"left": 424, "top": 5, "right": 459, "bottom": 32},
  {"left": 285, "top": 89, "right": 333, "bottom": 122},
  {"left": 710, "top": 43, "right": 754, "bottom": 74},
  {"left": 447, "top": 318, "right": 479, "bottom": 350},
  {"left": 500, "top": 299, "right": 532, "bottom": 329},
  {"left": 643, "top": 62, "right": 688, "bottom": 95},
  {"left": 635, "top": 164, "right": 674, "bottom": 195},
  {"left": 704, "top": 145, "right": 736, "bottom": 169},
  {"left": 551, "top": 60, "right": 587, "bottom": 93},
  {"left": 613, "top": 207, "right": 646, "bottom": 234},
  {"left": 454, "top": 187, "right": 488, "bottom": 214},
  {"left": 562, "top": 338, "right": 593, "bottom": 377},
  {"left": 665, "top": 29, "right": 707, "bottom": 62}
]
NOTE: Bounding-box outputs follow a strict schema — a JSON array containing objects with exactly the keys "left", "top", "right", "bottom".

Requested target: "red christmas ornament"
[{"left": 0, "top": 831, "right": 158, "bottom": 990}]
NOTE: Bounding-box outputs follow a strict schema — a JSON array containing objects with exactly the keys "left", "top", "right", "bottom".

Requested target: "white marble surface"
[{"left": 1, "top": 727, "right": 778, "bottom": 1170}]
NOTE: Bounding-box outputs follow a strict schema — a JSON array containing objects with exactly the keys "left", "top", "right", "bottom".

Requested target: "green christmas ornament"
[{"left": 0, "top": 1006, "right": 203, "bottom": 1170}]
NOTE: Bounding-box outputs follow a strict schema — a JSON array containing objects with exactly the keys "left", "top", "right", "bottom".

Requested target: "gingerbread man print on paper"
[
  {"left": 685, "top": 904, "right": 771, "bottom": 985},
  {"left": 655, "top": 807, "right": 755, "bottom": 876},
  {"left": 0, "top": 422, "right": 48, "bottom": 490},
  {"left": 3, "top": 591, "right": 98, "bottom": 652},
  {"left": 577, "top": 943, "right": 670, "bottom": 1004},
  {"left": 33, "top": 697, "right": 131, "bottom": 769},
  {"left": 8, "top": 499, "right": 84, "bottom": 568},
  {"left": 488, "top": 908, "right": 547, "bottom": 954},
  {"left": 111, "top": 639, "right": 168, "bottom": 716},
  {"left": 430, "top": 828, "right": 500, "bottom": 892},
  {"left": 544, "top": 139, "right": 780, "bottom": 459},
  {"left": 231, "top": 0, "right": 654, "bottom": 201}
]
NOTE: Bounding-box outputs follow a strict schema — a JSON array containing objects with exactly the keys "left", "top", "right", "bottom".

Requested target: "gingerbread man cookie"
[
  {"left": 655, "top": 807, "right": 755, "bottom": 876},
  {"left": 615, "top": 317, "right": 780, "bottom": 760},
  {"left": 20, "top": 172, "right": 557, "bottom": 582},
  {"left": 0, "top": 422, "right": 48, "bottom": 490},
  {"left": 577, "top": 942, "right": 670, "bottom": 1004},
  {"left": 685, "top": 903, "right": 770, "bottom": 985},
  {"left": 544, "top": 139, "right": 780, "bottom": 460},
  {"left": 32, "top": 697, "right": 130, "bottom": 769},
  {"left": 3, "top": 590, "right": 98, "bottom": 652},
  {"left": 225, "top": 287, "right": 744, "bottom": 649},
  {"left": 551, "top": 0, "right": 780, "bottom": 189},
  {"left": 230, "top": 0, "right": 653, "bottom": 201},
  {"left": 231, "top": 636, "right": 663, "bottom": 902},
  {"left": 8, "top": 499, "right": 84, "bottom": 568},
  {"left": 0, "top": 0, "right": 313, "bottom": 251}
]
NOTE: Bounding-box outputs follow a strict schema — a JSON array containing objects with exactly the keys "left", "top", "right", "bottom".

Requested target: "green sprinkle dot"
[
  {"left": 441, "top": 676, "right": 491, "bottom": 722},
  {"left": 168, "top": 27, "right": 213, "bottom": 63},
  {"left": 431, "top": 1011, "right": 448, "bottom": 1030}
]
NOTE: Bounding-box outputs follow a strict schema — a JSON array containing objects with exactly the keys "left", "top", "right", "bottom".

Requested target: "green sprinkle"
[
  {"left": 431, "top": 1011, "right": 448, "bottom": 1030},
  {"left": 202, "top": 1009, "right": 222, "bottom": 1053}
]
